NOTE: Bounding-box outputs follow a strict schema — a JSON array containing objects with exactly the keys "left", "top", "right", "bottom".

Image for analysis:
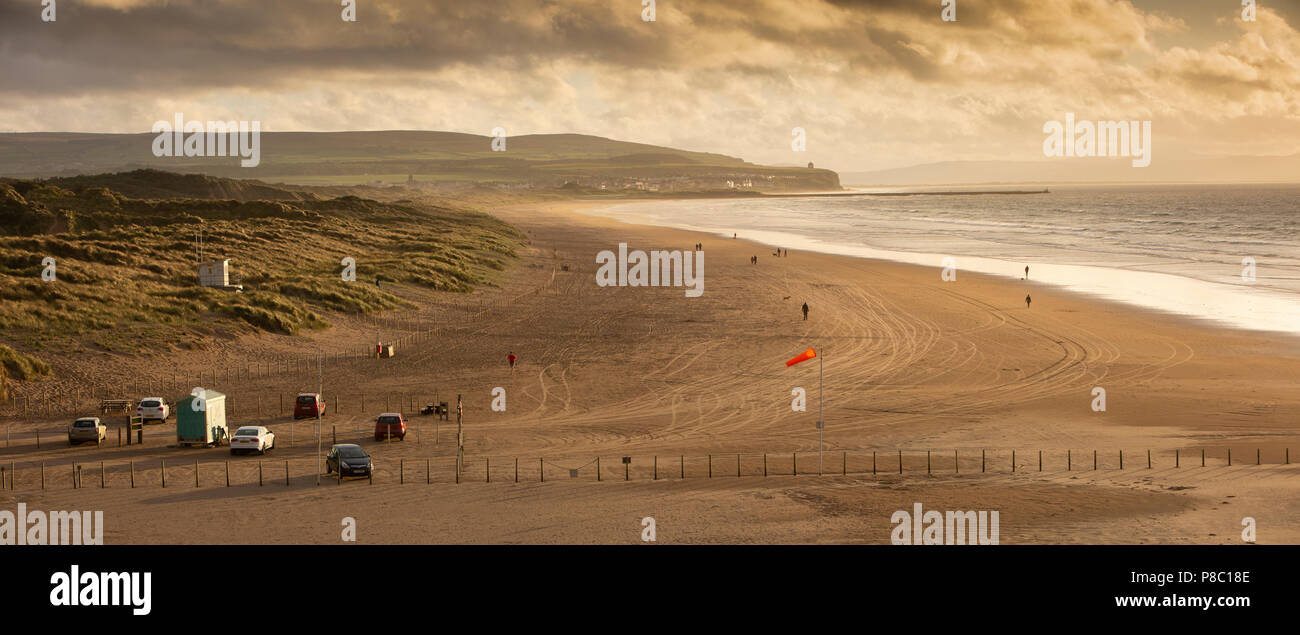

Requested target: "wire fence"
[{"left": 0, "top": 446, "right": 1293, "bottom": 492}]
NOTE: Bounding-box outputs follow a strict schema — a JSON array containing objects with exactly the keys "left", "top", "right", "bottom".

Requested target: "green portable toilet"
[{"left": 176, "top": 389, "right": 228, "bottom": 447}]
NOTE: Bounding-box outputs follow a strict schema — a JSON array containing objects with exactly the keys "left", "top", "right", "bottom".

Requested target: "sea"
[{"left": 584, "top": 184, "right": 1300, "bottom": 335}]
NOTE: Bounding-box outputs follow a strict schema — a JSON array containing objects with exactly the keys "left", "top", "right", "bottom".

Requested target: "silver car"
[{"left": 68, "top": 417, "right": 107, "bottom": 445}]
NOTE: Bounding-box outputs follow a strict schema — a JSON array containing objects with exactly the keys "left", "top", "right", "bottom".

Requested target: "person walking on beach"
[
  {"left": 802, "top": 302, "right": 809, "bottom": 320},
  {"left": 507, "top": 351, "right": 518, "bottom": 372},
  {"left": 1025, "top": 265, "right": 1029, "bottom": 279},
  {"left": 1025, "top": 294, "right": 1031, "bottom": 309}
]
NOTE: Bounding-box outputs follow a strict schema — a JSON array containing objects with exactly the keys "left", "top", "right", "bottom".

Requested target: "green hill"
[{"left": 0, "top": 131, "right": 840, "bottom": 191}]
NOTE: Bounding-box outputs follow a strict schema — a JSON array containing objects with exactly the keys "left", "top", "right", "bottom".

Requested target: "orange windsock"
[{"left": 785, "top": 348, "right": 816, "bottom": 366}]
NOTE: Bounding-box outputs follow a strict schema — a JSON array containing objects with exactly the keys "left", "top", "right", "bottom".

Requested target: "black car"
[{"left": 325, "top": 444, "right": 372, "bottom": 477}]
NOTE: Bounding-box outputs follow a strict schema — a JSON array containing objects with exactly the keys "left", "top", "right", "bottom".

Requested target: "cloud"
[{"left": 0, "top": 0, "right": 1297, "bottom": 170}]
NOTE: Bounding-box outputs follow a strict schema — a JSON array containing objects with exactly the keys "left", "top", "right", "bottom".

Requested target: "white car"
[
  {"left": 230, "top": 426, "right": 275, "bottom": 455},
  {"left": 136, "top": 397, "right": 170, "bottom": 423}
]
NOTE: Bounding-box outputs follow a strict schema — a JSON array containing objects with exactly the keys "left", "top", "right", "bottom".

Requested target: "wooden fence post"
[
  {"left": 898, "top": 450, "right": 902, "bottom": 474},
  {"left": 1176, "top": 449, "right": 1180, "bottom": 468},
  {"left": 101, "top": 462, "right": 105, "bottom": 488},
  {"left": 195, "top": 460, "right": 200, "bottom": 487},
  {"left": 597, "top": 457, "right": 601, "bottom": 481},
  {"left": 680, "top": 455, "right": 684, "bottom": 479},
  {"left": 707, "top": 454, "right": 711, "bottom": 478},
  {"left": 285, "top": 460, "right": 290, "bottom": 486},
  {"left": 763, "top": 453, "right": 767, "bottom": 477},
  {"left": 654, "top": 456, "right": 658, "bottom": 480},
  {"left": 225, "top": 461, "right": 230, "bottom": 487},
  {"left": 540, "top": 458, "right": 544, "bottom": 482},
  {"left": 1228, "top": 448, "right": 1232, "bottom": 466},
  {"left": 130, "top": 461, "right": 134, "bottom": 488},
  {"left": 1119, "top": 450, "right": 1123, "bottom": 470},
  {"left": 1148, "top": 450, "right": 1152, "bottom": 469},
  {"left": 1012, "top": 450, "right": 1016, "bottom": 473},
  {"left": 162, "top": 459, "right": 167, "bottom": 488},
  {"left": 513, "top": 458, "right": 517, "bottom": 483},
  {"left": 872, "top": 451, "right": 876, "bottom": 475},
  {"left": 258, "top": 460, "right": 263, "bottom": 486},
  {"left": 927, "top": 450, "right": 931, "bottom": 474},
  {"left": 41, "top": 461, "right": 46, "bottom": 489}
]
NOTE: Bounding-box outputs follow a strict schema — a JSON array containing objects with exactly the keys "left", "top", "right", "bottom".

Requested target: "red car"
[
  {"left": 294, "top": 393, "right": 326, "bottom": 419},
  {"left": 374, "top": 413, "right": 407, "bottom": 441}
]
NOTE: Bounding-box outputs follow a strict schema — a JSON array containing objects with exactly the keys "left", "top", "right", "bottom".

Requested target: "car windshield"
[
  {"left": 338, "top": 447, "right": 366, "bottom": 458},
  {"left": 74, "top": 420, "right": 96, "bottom": 428},
  {"left": 378, "top": 416, "right": 401, "bottom": 425},
  {"left": 235, "top": 428, "right": 260, "bottom": 437},
  {"left": 140, "top": 400, "right": 161, "bottom": 407},
  {"left": 297, "top": 396, "right": 316, "bottom": 404}
]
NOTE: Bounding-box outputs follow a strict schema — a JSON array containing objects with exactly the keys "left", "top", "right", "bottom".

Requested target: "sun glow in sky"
[{"left": 2, "top": 0, "right": 1297, "bottom": 172}]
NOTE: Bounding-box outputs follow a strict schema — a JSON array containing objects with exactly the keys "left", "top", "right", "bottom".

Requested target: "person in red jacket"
[{"left": 507, "top": 352, "right": 518, "bottom": 371}]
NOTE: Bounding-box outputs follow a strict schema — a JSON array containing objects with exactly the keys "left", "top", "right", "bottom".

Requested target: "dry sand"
[{"left": 2, "top": 199, "right": 1298, "bottom": 544}]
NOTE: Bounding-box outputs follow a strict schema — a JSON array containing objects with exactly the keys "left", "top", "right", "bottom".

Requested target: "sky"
[{"left": 1, "top": 0, "right": 1298, "bottom": 172}]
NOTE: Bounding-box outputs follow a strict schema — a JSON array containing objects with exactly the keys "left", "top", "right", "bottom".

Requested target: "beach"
[{"left": 3, "top": 198, "right": 1298, "bottom": 544}]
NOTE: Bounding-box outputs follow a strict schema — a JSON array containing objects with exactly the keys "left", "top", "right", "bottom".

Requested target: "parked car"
[
  {"left": 68, "top": 417, "right": 107, "bottom": 446},
  {"left": 294, "top": 393, "right": 326, "bottom": 419},
  {"left": 325, "top": 444, "right": 372, "bottom": 477},
  {"left": 373, "top": 413, "right": 407, "bottom": 441},
  {"left": 136, "top": 397, "right": 170, "bottom": 423},
  {"left": 229, "top": 426, "right": 275, "bottom": 455}
]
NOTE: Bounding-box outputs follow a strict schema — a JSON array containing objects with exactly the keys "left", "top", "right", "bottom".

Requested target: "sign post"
[{"left": 455, "top": 394, "right": 464, "bottom": 480}]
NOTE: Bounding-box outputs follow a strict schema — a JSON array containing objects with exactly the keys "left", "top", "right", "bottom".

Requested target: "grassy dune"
[{"left": 0, "top": 172, "right": 524, "bottom": 375}]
